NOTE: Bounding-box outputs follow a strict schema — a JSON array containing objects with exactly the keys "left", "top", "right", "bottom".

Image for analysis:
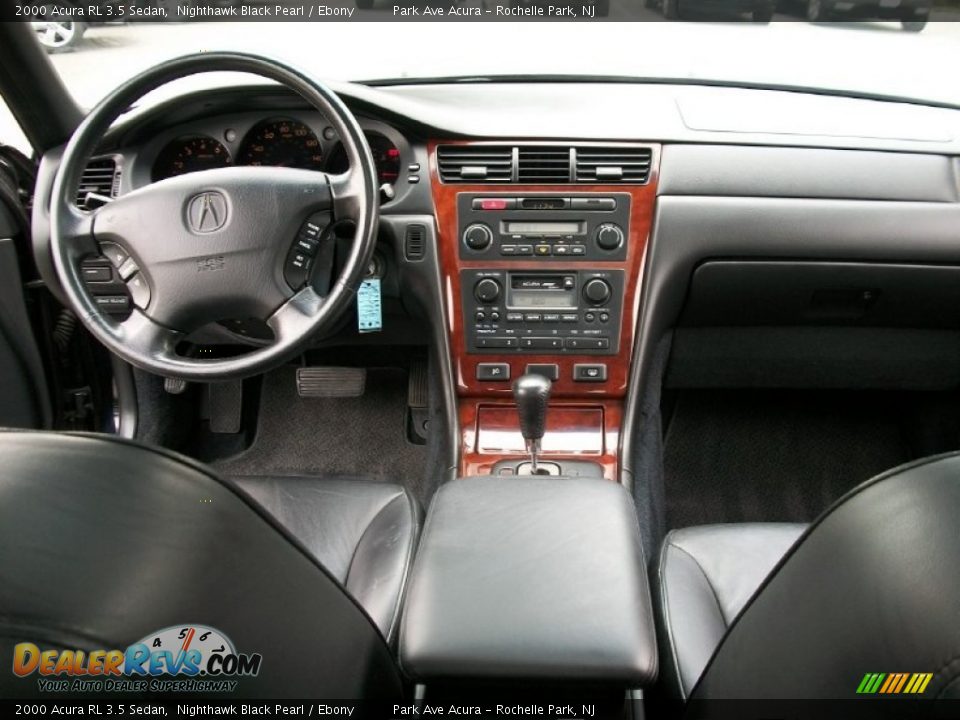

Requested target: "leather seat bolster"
[
  {"left": 345, "top": 488, "right": 421, "bottom": 644},
  {"left": 232, "top": 475, "right": 421, "bottom": 643},
  {"left": 656, "top": 523, "right": 806, "bottom": 698}
]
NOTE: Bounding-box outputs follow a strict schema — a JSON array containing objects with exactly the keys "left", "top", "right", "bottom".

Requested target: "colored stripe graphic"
[{"left": 857, "top": 672, "right": 933, "bottom": 694}]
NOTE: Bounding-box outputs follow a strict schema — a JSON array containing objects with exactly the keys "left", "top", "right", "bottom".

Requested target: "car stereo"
[
  {"left": 457, "top": 192, "right": 631, "bottom": 261},
  {"left": 462, "top": 268, "right": 625, "bottom": 354}
]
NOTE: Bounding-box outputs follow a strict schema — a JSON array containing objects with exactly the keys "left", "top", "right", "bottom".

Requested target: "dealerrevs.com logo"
[{"left": 12, "top": 624, "right": 262, "bottom": 693}]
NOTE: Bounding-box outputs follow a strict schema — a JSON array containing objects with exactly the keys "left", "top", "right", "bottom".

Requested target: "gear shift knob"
[{"left": 513, "top": 374, "right": 552, "bottom": 472}]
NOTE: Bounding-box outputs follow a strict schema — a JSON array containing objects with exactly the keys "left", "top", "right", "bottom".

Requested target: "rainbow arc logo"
[{"left": 856, "top": 672, "right": 932, "bottom": 695}]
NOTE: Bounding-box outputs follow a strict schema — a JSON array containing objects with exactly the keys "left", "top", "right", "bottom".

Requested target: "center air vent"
[
  {"left": 76, "top": 157, "right": 119, "bottom": 209},
  {"left": 575, "top": 147, "right": 652, "bottom": 184},
  {"left": 437, "top": 146, "right": 512, "bottom": 183},
  {"left": 517, "top": 147, "right": 572, "bottom": 183}
]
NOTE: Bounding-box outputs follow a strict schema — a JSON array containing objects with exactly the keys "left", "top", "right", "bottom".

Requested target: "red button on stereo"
[{"left": 480, "top": 199, "right": 509, "bottom": 210}]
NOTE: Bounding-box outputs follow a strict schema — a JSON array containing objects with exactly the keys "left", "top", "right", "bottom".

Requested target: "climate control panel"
[
  {"left": 462, "top": 269, "right": 625, "bottom": 355},
  {"left": 457, "top": 193, "right": 631, "bottom": 261}
]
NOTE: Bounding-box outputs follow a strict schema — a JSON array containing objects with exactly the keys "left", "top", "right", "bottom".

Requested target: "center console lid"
[{"left": 399, "top": 477, "right": 657, "bottom": 686}]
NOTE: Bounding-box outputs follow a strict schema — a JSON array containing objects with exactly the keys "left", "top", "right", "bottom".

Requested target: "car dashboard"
[{"left": 30, "top": 78, "right": 960, "bottom": 486}]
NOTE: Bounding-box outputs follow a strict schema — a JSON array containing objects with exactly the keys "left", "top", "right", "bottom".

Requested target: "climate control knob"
[
  {"left": 463, "top": 223, "right": 493, "bottom": 251},
  {"left": 474, "top": 278, "right": 502, "bottom": 304},
  {"left": 595, "top": 223, "right": 624, "bottom": 251},
  {"left": 583, "top": 278, "right": 612, "bottom": 306}
]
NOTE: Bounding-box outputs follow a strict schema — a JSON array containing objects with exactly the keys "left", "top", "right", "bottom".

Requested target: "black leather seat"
[
  {"left": 654, "top": 453, "right": 960, "bottom": 701},
  {"left": 655, "top": 523, "right": 806, "bottom": 697},
  {"left": 0, "top": 431, "right": 419, "bottom": 698},
  {"left": 233, "top": 475, "right": 419, "bottom": 642}
]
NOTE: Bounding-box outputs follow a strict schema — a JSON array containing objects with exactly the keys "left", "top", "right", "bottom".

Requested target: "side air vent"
[
  {"left": 437, "top": 145, "right": 513, "bottom": 183},
  {"left": 517, "top": 146, "right": 572, "bottom": 183},
  {"left": 404, "top": 223, "right": 426, "bottom": 261},
  {"left": 575, "top": 147, "right": 652, "bottom": 184},
  {"left": 76, "top": 157, "right": 119, "bottom": 209}
]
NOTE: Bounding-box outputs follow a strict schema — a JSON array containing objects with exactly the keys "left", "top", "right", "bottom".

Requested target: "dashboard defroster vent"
[
  {"left": 76, "top": 157, "right": 119, "bottom": 209},
  {"left": 404, "top": 223, "right": 426, "bottom": 261},
  {"left": 517, "top": 146, "right": 572, "bottom": 183},
  {"left": 437, "top": 145, "right": 513, "bottom": 183},
  {"left": 575, "top": 147, "right": 652, "bottom": 184}
]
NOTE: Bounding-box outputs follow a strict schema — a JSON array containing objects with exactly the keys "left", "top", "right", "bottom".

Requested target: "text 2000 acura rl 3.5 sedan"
[{"left": 0, "top": 14, "right": 958, "bottom": 720}]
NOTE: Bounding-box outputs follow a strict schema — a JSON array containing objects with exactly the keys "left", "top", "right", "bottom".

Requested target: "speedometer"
[
  {"left": 152, "top": 136, "right": 231, "bottom": 181},
  {"left": 237, "top": 118, "right": 324, "bottom": 170},
  {"left": 324, "top": 132, "right": 402, "bottom": 185}
]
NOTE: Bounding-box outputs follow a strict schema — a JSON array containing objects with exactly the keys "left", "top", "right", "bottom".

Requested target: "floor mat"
[
  {"left": 663, "top": 390, "right": 911, "bottom": 529},
  {"left": 215, "top": 365, "right": 429, "bottom": 501}
]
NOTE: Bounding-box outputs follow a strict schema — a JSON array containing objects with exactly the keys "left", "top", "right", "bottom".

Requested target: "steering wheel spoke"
[{"left": 109, "top": 308, "right": 183, "bottom": 364}]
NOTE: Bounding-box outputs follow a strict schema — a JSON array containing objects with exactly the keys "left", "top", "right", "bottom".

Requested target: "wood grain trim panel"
[
  {"left": 429, "top": 140, "right": 659, "bottom": 480},
  {"left": 428, "top": 140, "right": 660, "bottom": 400}
]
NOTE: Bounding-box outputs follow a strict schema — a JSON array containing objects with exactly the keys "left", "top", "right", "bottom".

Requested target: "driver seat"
[{"left": 0, "top": 431, "right": 419, "bottom": 698}]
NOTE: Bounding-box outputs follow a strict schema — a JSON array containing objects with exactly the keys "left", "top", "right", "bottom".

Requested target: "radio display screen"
[
  {"left": 504, "top": 221, "right": 582, "bottom": 235},
  {"left": 509, "top": 275, "right": 576, "bottom": 309},
  {"left": 510, "top": 290, "right": 576, "bottom": 308}
]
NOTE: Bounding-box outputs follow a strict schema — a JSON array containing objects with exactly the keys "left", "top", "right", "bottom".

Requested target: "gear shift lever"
[{"left": 512, "top": 373, "right": 552, "bottom": 474}]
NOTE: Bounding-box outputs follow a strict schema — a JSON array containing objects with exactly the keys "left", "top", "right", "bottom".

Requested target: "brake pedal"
[{"left": 296, "top": 367, "right": 366, "bottom": 398}]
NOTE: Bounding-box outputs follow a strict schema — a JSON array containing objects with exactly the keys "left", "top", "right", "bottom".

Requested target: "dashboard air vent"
[
  {"left": 517, "top": 147, "right": 572, "bottom": 183},
  {"left": 575, "top": 147, "right": 652, "bottom": 184},
  {"left": 76, "top": 157, "right": 119, "bottom": 209},
  {"left": 404, "top": 223, "right": 426, "bottom": 261},
  {"left": 437, "top": 145, "right": 513, "bottom": 183}
]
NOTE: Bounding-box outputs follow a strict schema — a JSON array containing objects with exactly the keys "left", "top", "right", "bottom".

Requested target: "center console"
[{"left": 429, "top": 142, "right": 660, "bottom": 481}]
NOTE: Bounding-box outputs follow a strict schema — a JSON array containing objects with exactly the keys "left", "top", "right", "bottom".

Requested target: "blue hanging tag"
[{"left": 357, "top": 278, "right": 383, "bottom": 333}]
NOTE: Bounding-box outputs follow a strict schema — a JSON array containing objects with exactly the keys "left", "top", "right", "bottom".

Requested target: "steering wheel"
[{"left": 49, "top": 53, "right": 379, "bottom": 381}]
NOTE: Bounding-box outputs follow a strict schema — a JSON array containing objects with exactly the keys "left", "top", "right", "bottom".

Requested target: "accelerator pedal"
[{"left": 296, "top": 367, "right": 366, "bottom": 398}]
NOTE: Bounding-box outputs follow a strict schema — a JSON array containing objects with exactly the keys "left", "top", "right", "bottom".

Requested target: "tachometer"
[
  {"left": 152, "top": 136, "right": 231, "bottom": 181},
  {"left": 237, "top": 118, "right": 324, "bottom": 170}
]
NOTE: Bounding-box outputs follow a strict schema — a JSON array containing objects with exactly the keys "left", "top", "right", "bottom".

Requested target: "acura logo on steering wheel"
[{"left": 187, "top": 191, "right": 228, "bottom": 234}]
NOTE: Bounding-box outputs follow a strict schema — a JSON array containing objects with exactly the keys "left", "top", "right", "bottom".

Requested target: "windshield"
[{"left": 17, "top": 4, "right": 960, "bottom": 121}]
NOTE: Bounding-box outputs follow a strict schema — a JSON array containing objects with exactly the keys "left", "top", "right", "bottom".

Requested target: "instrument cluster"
[{"left": 150, "top": 115, "right": 405, "bottom": 191}]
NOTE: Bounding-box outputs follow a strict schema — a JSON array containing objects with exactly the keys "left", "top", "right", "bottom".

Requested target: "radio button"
[
  {"left": 516, "top": 244, "right": 534, "bottom": 255},
  {"left": 500, "top": 245, "right": 518, "bottom": 255},
  {"left": 595, "top": 223, "right": 625, "bottom": 251},
  {"left": 464, "top": 223, "right": 494, "bottom": 251},
  {"left": 565, "top": 337, "right": 610, "bottom": 351},
  {"left": 571, "top": 198, "right": 616, "bottom": 211},
  {"left": 473, "top": 198, "right": 516, "bottom": 211},
  {"left": 585, "top": 312, "right": 596, "bottom": 322},
  {"left": 599, "top": 312, "right": 610, "bottom": 323},
  {"left": 583, "top": 278, "right": 613, "bottom": 305},
  {"left": 561, "top": 313, "right": 579, "bottom": 322},
  {"left": 524, "top": 313, "right": 542, "bottom": 322},
  {"left": 506, "top": 312, "right": 524, "bottom": 322},
  {"left": 542, "top": 313, "right": 561, "bottom": 322},
  {"left": 521, "top": 337, "right": 564, "bottom": 350},
  {"left": 571, "top": 245, "right": 587, "bottom": 256},
  {"left": 534, "top": 244, "right": 552, "bottom": 256},
  {"left": 477, "top": 337, "right": 518, "bottom": 349},
  {"left": 474, "top": 278, "right": 501, "bottom": 304},
  {"left": 475, "top": 312, "right": 486, "bottom": 323},
  {"left": 553, "top": 245, "right": 570, "bottom": 256},
  {"left": 490, "top": 312, "right": 501, "bottom": 322}
]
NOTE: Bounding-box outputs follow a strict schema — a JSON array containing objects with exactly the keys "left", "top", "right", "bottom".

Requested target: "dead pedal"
[
  {"left": 296, "top": 367, "right": 366, "bottom": 398},
  {"left": 407, "top": 358, "right": 429, "bottom": 445}
]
